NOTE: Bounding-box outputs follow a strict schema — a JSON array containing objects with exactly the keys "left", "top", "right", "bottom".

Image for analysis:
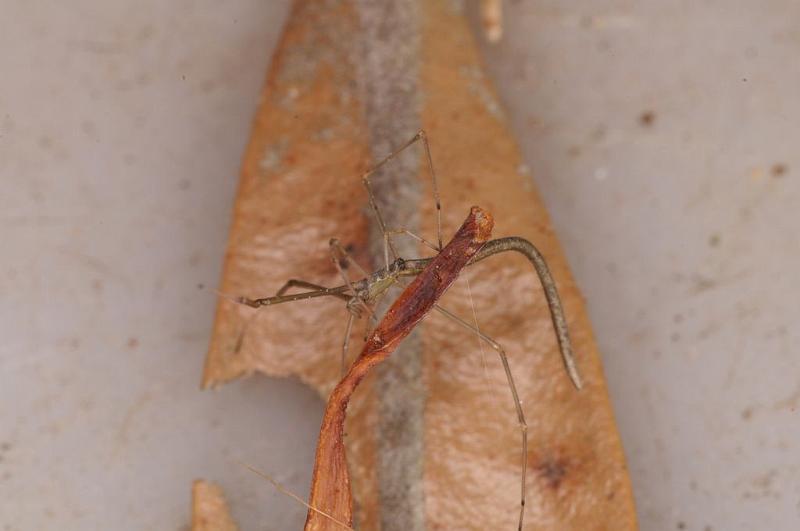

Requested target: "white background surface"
[{"left": 1, "top": 2, "right": 797, "bottom": 530}]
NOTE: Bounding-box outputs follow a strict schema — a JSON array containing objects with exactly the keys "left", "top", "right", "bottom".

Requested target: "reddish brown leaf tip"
[{"left": 470, "top": 205, "right": 494, "bottom": 242}]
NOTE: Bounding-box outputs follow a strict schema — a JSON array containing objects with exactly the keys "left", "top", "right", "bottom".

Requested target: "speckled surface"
[
  {"left": 1, "top": 1, "right": 797, "bottom": 530},
  {"left": 0, "top": 3, "right": 305, "bottom": 529},
  {"left": 469, "top": 2, "right": 800, "bottom": 530}
]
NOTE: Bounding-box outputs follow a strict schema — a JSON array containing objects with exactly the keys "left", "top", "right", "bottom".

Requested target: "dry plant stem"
[{"left": 303, "top": 206, "right": 494, "bottom": 531}]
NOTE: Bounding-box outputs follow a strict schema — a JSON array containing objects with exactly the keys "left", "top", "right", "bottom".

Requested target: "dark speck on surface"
[
  {"left": 639, "top": 111, "right": 656, "bottom": 127},
  {"left": 771, "top": 163, "right": 787, "bottom": 177},
  {"left": 536, "top": 457, "right": 568, "bottom": 489}
]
